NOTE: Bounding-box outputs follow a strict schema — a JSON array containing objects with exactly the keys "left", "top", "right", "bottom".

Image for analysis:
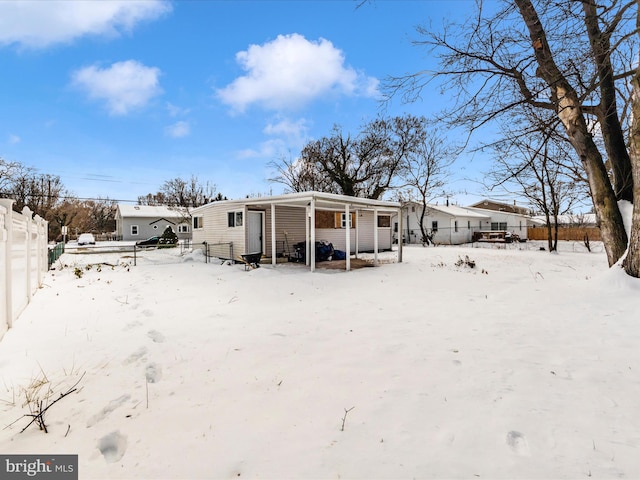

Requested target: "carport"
[{"left": 231, "top": 192, "right": 403, "bottom": 272}]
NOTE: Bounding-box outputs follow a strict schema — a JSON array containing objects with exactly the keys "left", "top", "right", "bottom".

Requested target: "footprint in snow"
[
  {"left": 147, "top": 330, "right": 165, "bottom": 343},
  {"left": 122, "top": 347, "right": 148, "bottom": 365},
  {"left": 145, "top": 363, "right": 162, "bottom": 383},
  {"left": 123, "top": 320, "right": 142, "bottom": 331},
  {"left": 86, "top": 394, "right": 131, "bottom": 427},
  {"left": 98, "top": 431, "right": 127, "bottom": 463},
  {"left": 506, "top": 431, "right": 530, "bottom": 456}
]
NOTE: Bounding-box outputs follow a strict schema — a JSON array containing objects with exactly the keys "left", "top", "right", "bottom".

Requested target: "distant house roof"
[
  {"left": 117, "top": 204, "right": 188, "bottom": 219},
  {"left": 468, "top": 199, "right": 530, "bottom": 215},
  {"left": 424, "top": 204, "right": 491, "bottom": 219},
  {"left": 532, "top": 213, "right": 597, "bottom": 226}
]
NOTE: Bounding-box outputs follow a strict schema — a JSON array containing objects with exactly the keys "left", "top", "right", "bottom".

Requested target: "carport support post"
[
  {"left": 345, "top": 204, "right": 350, "bottom": 271},
  {"left": 373, "top": 207, "right": 379, "bottom": 267},
  {"left": 310, "top": 197, "right": 316, "bottom": 272},
  {"left": 354, "top": 209, "right": 359, "bottom": 259},
  {"left": 305, "top": 206, "right": 310, "bottom": 266},
  {"left": 397, "top": 207, "right": 403, "bottom": 263},
  {"left": 271, "top": 203, "right": 276, "bottom": 266}
]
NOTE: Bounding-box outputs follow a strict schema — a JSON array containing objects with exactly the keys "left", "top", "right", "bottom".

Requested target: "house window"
[
  {"left": 228, "top": 211, "right": 243, "bottom": 227},
  {"left": 377, "top": 215, "right": 391, "bottom": 228},
  {"left": 131, "top": 225, "right": 139, "bottom": 236},
  {"left": 519, "top": 221, "right": 522, "bottom": 231},
  {"left": 454, "top": 221, "right": 458, "bottom": 232},
  {"left": 193, "top": 217, "right": 203, "bottom": 229},
  {"left": 432, "top": 221, "right": 438, "bottom": 232},
  {"left": 340, "top": 213, "right": 353, "bottom": 229},
  {"left": 491, "top": 222, "right": 508, "bottom": 230},
  {"left": 467, "top": 221, "right": 471, "bottom": 230},
  {"left": 178, "top": 224, "right": 189, "bottom": 234},
  {"left": 411, "top": 206, "right": 416, "bottom": 213}
]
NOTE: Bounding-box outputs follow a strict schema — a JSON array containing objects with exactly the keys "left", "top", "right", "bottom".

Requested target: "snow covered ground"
[{"left": 1, "top": 241, "right": 639, "bottom": 479}]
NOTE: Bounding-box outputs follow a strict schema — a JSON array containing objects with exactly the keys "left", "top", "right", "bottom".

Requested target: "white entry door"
[{"left": 247, "top": 211, "right": 264, "bottom": 253}]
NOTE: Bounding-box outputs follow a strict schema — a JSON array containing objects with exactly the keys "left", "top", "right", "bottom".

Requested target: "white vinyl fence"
[{"left": 0, "top": 199, "right": 48, "bottom": 341}]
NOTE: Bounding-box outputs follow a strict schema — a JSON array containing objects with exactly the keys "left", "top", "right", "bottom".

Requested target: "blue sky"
[{"left": 0, "top": 0, "right": 486, "bottom": 205}]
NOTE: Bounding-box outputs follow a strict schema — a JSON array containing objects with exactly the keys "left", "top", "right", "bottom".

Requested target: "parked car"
[
  {"left": 136, "top": 236, "right": 160, "bottom": 247},
  {"left": 77, "top": 233, "right": 95, "bottom": 245}
]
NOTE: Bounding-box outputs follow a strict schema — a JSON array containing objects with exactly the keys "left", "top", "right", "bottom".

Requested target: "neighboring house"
[
  {"left": 393, "top": 200, "right": 539, "bottom": 245},
  {"left": 115, "top": 205, "right": 191, "bottom": 242},
  {"left": 467, "top": 199, "right": 531, "bottom": 216},
  {"left": 394, "top": 202, "right": 490, "bottom": 245},
  {"left": 465, "top": 206, "right": 539, "bottom": 241},
  {"left": 190, "top": 191, "right": 402, "bottom": 272}
]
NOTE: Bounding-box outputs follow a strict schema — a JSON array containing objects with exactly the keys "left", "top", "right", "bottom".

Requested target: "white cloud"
[
  {"left": 262, "top": 117, "right": 310, "bottom": 153},
  {"left": 264, "top": 118, "right": 309, "bottom": 138},
  {"left": 165, "top": 121, "right": 190, "bottom": 138},
  {"left": 236, "top": 139, "right": 287, "bottom": 160},
  {"left": 166, "top": 102, "right": 190, "bottom": 117},
  {"left": 0, "top": 0, "right": 171, "bottom": 49},
  {"left": 71, "top": 60, "right": 162, "bottom": 115},
  {"left": 216, "top": 33, "right": 379, "bottom": 112},
  {"left": 8, "top": 134, "right": 21, "bottom": 144}
]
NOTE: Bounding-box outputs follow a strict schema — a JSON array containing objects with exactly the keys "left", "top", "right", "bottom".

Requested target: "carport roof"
[{"left": 192, "top": 191, "right": 401, "bottom": 212}]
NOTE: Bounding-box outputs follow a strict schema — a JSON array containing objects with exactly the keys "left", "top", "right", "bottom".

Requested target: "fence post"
[
  {"left": 0, "top": 199, "right": 15, "bottom": 329},
  {"left": 0, "top": 202, "right": 8, "bottom": 337},
  {"left": 35, "top": 215, "right": 46, "bottom": 282},
  {"left": 23, "top": 206, "right": 33, "bottom": 305}
]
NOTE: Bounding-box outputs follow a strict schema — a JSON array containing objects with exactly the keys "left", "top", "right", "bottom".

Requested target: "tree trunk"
[
  {"left": 583, "top": 1, "right": 634, "bottom": 202},
  {"left": 515, "top": 0, "right": 628, "bottom": 267},
  {"left": 622, "top": 2, "right": 640, "bottom": 277}
]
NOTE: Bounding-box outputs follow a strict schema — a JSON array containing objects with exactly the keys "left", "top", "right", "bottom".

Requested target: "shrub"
[{"left": 158, "top": 226, "right": 178, "bottom": 248}]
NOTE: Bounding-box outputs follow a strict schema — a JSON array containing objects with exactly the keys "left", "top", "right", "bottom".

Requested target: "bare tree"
[
  {"left": 401, "top": 129, "right": 456, "bottom": 245},
  {"left": 8, "top": 167, "right": 65, "bottom": 216},
  {"left": 269, "top": 115, "right": 428, "bottom": 199},
  {"left": 488, "top": 115, "right": 588, "bottom": 252},
  {"left": 268, "top": 152, "right": 338, "bottom": 193},
  {"left": 515, "top": 0, "right": 629, "bottom": 266},
  {"left": 391, "top": 0, "right": 636, "bottom": 267},
  {"left": 85, "top": 197, "right": 117, "bottom": 233},
  {"left": 138, "top": 175, "right": 221, "bottom": 207},
  {"left": 0, "top": 158, "right": 21, "bottom": 195}
]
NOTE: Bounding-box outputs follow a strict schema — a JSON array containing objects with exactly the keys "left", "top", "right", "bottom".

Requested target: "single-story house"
[
  {"left": 190, "top": 191, "right": 403, "bottom": 271},
  {"left": 115, "top": 204, "right": 191, "bottom": 242},
  {"left": 465, "top": 206, "right": 539, "bottom": 241},
  {"left": 394, "top": 202, "right": 491, "bottom": 245}
]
